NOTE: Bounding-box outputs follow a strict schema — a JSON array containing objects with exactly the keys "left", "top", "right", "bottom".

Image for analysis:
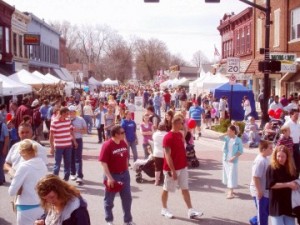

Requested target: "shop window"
[
  {"left": 19, "top": 35, "right": 23, "bottom": 57},
  {"left": 13, "top": 33, "right": 17, "bottom": 56}
]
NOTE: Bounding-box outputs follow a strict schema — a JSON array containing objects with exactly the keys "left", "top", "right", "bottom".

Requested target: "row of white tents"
[
  {"left": 0, "top": 69, "right": 119, "bottom": 96},
  {"left": 159, "top": 71, "right": 229, "bottom": 95},
  {"left": 0, "top": 69, "right": 80, "bottom": 96}
]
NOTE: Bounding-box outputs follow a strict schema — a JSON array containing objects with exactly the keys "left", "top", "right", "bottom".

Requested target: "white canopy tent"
[
  {"left": 201, "top": 73, "right": 229, "bottom": 92},
  {"left": 102, "top": 78, "right": 118, "bottom": 86},
  {"left": 0, "top": 73, "right": 32, "bottom": 95},
  {"left": 160, "top": 78, "right": 179, "bottom": 89},
  {"left": 89, "top": 77, "right": 102, "bottom": 86},
  {"left": 32, "top": 71, "right": 56, "bottom": 84},
  {"left": 64, "top": 81, "right": 80, "bottom": 96},
  {"left": 9, "top": 69, "right": 46, "bottom": 86},
  {"left": 176, "top": 77, "right": 189, "bottom": 87},
  {"left": 45, "top": 73, "right": 62, "bottom": 83}
]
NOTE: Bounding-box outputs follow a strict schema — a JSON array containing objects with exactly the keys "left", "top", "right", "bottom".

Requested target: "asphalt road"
[{"left": 0, "top": 111, "right": 258, "bottom": 225}]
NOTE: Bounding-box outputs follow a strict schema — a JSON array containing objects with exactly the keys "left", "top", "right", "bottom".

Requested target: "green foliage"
[
  {"left": 213, "top": 119, "right": 231, "bottom": 133},
  {"left": 212, "top": 119, "right": 245, "bottom": 134}
]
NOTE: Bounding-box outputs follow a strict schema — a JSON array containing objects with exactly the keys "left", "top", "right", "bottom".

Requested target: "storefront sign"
[
  {"left": 270, "top": 53, "right": 297, "bottom": 73},
  {"left": 24, "top": 34, "right": 41, "bottom": 45}
]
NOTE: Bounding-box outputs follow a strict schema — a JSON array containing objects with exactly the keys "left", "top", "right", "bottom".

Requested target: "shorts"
[
  {"left": 195, "top": 120, "right": 201, "bottom": 127},
  {"left": 163, "top": 167, "right": 189, "bottom": 192}
]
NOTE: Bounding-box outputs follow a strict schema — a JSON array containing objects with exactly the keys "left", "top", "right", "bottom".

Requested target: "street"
[{"left": 0, "top": 111, "right": 257, "bottom": 225}]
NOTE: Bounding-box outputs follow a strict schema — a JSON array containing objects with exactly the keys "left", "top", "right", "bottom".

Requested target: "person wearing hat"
[{"left": 69, "top": 105, "right": 87, "bottom": 184}]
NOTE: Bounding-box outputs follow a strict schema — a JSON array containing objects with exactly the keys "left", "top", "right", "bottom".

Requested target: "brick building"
[
  {"left": 217, "top": 7, "right": 255, "bottom": 89},
  {"left": 252, "top": 0, "right": 300, "bottom": 97},
  {"left": 0, "top": 0, "right": 14, "bottom": 75}
]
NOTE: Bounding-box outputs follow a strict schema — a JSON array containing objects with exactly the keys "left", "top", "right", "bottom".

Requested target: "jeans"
[
  {"left": 0, "top": 142, "right": 5, "bottom": 183},
  {"left": 249, "top": 196, "right": 269, "bottom": 225},
  {"left": 165, "top": 102, "right": 170, "bottom": 112},
  {"left": 270, "top": 215, "right": 295, "bottom": 225},
  {"left": 143, "top": 143, "right": 150, "bottom": 159},
  {"left": 154, "top": 105, "right": 161, "bottom": 118},
  {"left": 104, "top": 170, "right": 132, "bottom": 223},
  {"left": 53, "top": 147, "right": 72, "bottom": 181},
  {"left": 97, "top": 124, "right": 105, "bottom": 143},
  {"left": 127, "top": 141, "right": 138, "bottom": 162},
  {"left": 83, "top": 115, "right": 93, "bottom": 134},
  {"left": 71, "top": 138, "right": 83, "bottom": 178}
]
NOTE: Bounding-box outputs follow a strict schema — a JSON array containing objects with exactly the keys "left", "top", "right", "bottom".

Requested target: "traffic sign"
[
  {"left": 227, "top": 57, "right": 240, "bottom": 74},
  {"left": 229, "top": 74, "right": 236, "bottom": 85}
]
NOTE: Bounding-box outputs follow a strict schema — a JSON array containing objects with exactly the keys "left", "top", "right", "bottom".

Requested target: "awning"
[
  {"left": 240, "top": 59, "right": 252, "bottom": 73},
  {"left": 53, "top": 68, "right": 68, "bottom": 81},
  {"left": 61, "top": 68, "right": 74, "bottom": 81},
  {"left": 279, "top": 72, "right": 293, "bottom": 83}
]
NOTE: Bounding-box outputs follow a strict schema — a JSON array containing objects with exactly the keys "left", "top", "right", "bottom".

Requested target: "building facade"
[
  {"left": 11, "top": 9, "right": 30, "bottom": 72},
  {"left": 217, "top": 7, "right": 255, "bottom": 89},
  {"left": 252, "top": 0, "right": 300, "bottom": 97},
  {"left": 24, "top": 12, "right": 60, "bottom": 74},
  {"left": 0, "top": 0, "right": 14, "bottom": 75}
]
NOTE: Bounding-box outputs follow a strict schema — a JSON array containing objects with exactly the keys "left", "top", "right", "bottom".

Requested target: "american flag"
[{"left": 214, "top": 45, "right": 220, "bottom": 56}]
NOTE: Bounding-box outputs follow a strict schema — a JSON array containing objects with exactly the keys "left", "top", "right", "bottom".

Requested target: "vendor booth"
[
  {"left": 0, "top": 74, "right": 32, "bottom": 95},
  {"left": 212, "top": 82, "right": 258, "bottom": 121}
]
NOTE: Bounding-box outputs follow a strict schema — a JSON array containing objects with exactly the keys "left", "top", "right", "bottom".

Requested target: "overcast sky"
[{"left": 5, "top": 0, "right": 250, "bottom": 63}]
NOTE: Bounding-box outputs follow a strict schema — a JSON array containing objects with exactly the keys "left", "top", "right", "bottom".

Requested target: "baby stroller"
[
  {"left": 185, "top": 132, "right": 200, "bottom": 168},
  {"left": 261, "top": 119, "right": 283, "bottom": 144},
  {"left": 133, "top": 157, "right": 155, "bottom": 183}
]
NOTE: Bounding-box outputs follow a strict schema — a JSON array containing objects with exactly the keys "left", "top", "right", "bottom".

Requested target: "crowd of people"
[{"left": 0, "top": 84, "right": 300, "bottom": 225}]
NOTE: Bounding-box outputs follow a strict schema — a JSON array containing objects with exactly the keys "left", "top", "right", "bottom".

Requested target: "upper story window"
[
  {"left": 256, "top": 18, "right": 263, "bottom": 51},
  {"left": 240, "top": 28, "right": 245, "bottom": 53},
  {"left": 5, "top": 27, "right": 10, "bottom": 54},
  {"left": 274, "top": 8, "right": 280, "bottom": 47},
  {"left": 246, "top": 25, "right": 251, "bottom": 50},
  {"left": 291, "top": 7, "right": 300, "bottom": 41},
  {"left": 236, "top": 31, "right": 240, "bottom": 54},
  {"left": 0, "top": 27, "right": 3, "bottom": 53}
]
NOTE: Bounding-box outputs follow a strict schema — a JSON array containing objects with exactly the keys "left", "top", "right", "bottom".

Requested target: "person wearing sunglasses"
[{"left": 99, "top": 125, "right": 135, "bottom": 225}]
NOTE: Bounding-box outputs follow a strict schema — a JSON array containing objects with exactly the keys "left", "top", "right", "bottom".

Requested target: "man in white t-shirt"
[{"left": 4, "top": 123, "right": 47, "bottom": 177}]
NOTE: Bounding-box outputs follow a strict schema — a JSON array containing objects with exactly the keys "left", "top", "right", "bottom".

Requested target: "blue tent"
[{"left": 212, "top": 82, "right": 258, "bottom": 121}]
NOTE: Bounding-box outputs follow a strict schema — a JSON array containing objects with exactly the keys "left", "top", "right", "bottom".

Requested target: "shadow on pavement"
[
  {"left": 197, "top": 159, "right": 222, "bottom": 171},
  {"left": 0, "top": 218, "right": 12, "bottom": 225},
  {"left": 200, "top": 217, "right": 249, "bottom": 225}
]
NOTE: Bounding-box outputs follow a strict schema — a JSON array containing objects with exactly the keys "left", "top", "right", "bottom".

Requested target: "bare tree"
[
  {"left": 50, "top": 20, "right": 79, "bottom": 63},
  {"left": 134, "top": 38, "right": 170, "bottom": 80},
  {"left": 191, "top": 50, "right": 209, "bottom": 68}
]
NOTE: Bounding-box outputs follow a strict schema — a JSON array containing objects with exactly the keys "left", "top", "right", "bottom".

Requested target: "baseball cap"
[{"left": 68, "top": 105, "right": 77, "bottom": 111}]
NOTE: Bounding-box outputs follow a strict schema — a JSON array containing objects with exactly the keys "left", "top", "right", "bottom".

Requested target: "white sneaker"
[
  {"left": 76, "top": 177, "right": 83, "bottom": 184},
  {"left": 70, "top": 175, "right": 76, "bottom": 181},
  {"left": 161, "top": 208, "right": 174, "bottom": 219},
  {"left": 188, "top": 208, "right": 203, "bottom": 219},
  {"left": 107, "top": 222, "right": 114, "bottom": 225}
]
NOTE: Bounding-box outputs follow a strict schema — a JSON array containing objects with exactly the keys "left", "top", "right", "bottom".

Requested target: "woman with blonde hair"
[
  {"left": 266, "top": 145, "right": 298, "bottom": 225},
  {"left": 8, "top": 139, "right": 47, "bottom": 225},
  {"left": 34, "top": 174, "right": 90, "bottom": 225}
]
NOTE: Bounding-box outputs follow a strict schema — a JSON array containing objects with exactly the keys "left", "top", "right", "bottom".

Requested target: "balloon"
[
  {"left": 6, "top": 113, "right": 12, "bottom": 121},
  {"left": 274, "top": 111, "right": 281, "bottom": 119},
  {"left": 211, "top": 108, "right": 216, "bottom": 114},
  {"left": 275, "top": 108, "right": 282, "bottom": 115},
  {"left": 187, "top": 119, "right": 197, "bottom": 129},
  {"left": 268, "top": 109, "right": 275, "bottom": 117}
]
